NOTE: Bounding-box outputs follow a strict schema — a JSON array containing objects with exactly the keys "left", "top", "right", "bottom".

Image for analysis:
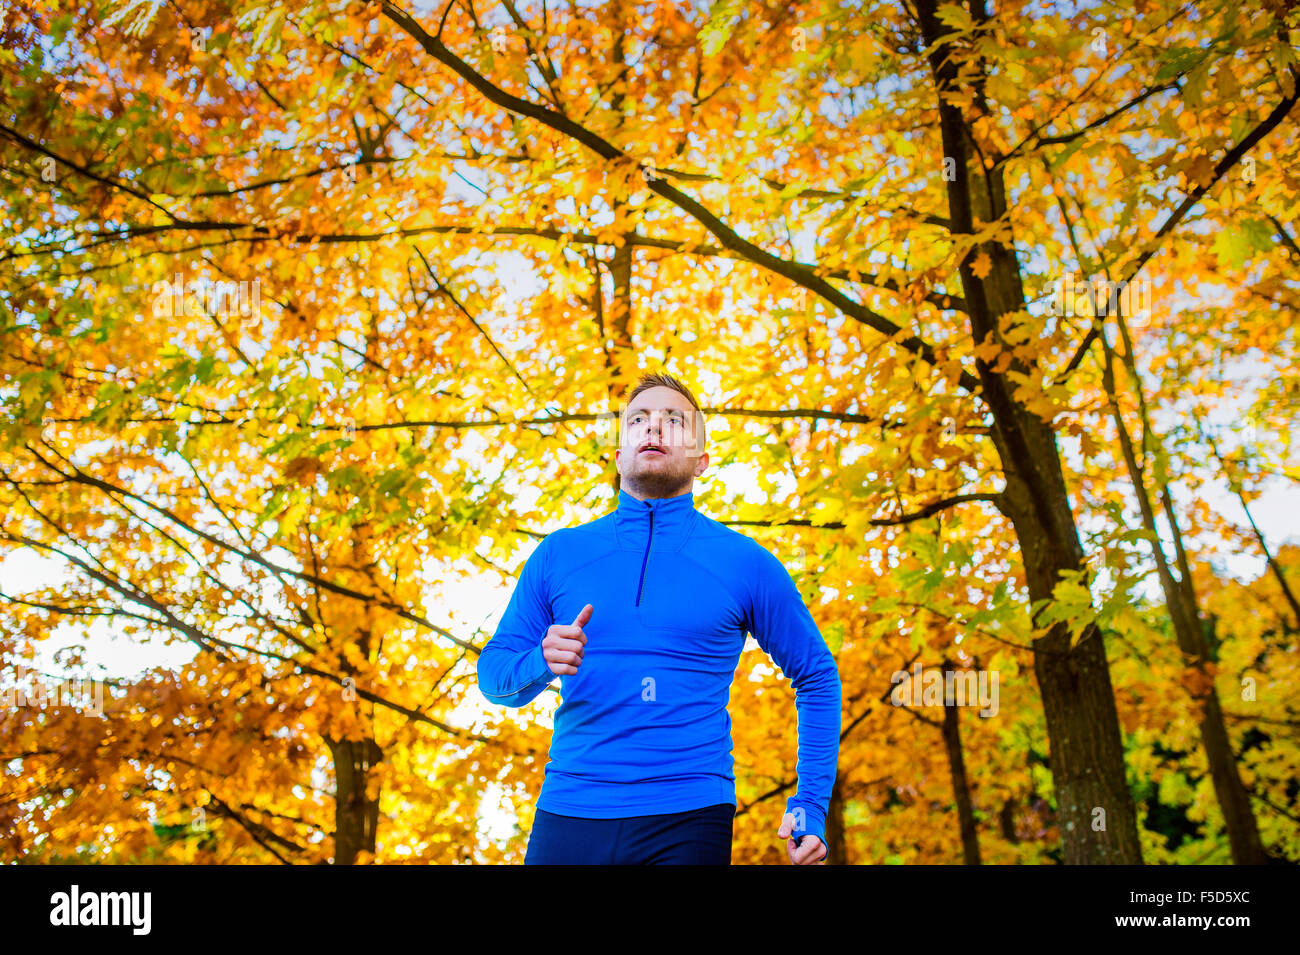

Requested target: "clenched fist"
[{"left": 543, "top": 604, "right": 592, "bottom": 676}]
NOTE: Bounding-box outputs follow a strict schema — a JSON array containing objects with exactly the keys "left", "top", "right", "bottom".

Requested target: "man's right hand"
[{"left": 543, "top": 604, "right": 591, "bottom": 675}]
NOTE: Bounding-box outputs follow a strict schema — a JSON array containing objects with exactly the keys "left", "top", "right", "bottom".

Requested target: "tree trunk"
[
  {"left": 326, "top": 736, "right": 383, "bottom": 864},
  {"left": 999, "top": 798, "right": 1020, "bottom": 846},
  {"left": 941, "top": 659, "right": 981, "bottom": 864},
  {"left": 606, "top": 237, "right": 635, "bottom": 501},
  {"left": 916, "top": 0, "right": 1143, "bottom": 863},
  {"left": 1101, "top": 338, "right": 1269, "bottom": 864},
  {"left": 824, "top": 770, "right": 847, "bottom": 864},
  {"left": 602, "top": 4, "right": 636, "bottom": 500}
]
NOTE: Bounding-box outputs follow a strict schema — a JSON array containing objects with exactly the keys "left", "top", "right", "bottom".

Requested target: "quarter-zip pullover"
[{"left": 477, "top": 487, "right": 842, "bottom": 849}]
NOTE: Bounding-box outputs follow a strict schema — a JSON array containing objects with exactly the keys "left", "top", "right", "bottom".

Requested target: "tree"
[{"left": 2, "top": 0, "right": 1295, "bottom": 863}]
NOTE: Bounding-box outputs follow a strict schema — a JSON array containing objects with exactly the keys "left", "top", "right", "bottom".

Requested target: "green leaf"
[
  {"left": 700, "top": 0, "right": 743, "bottom": 56},
  {"left": 1153, "top": 46, "right": 1202, "bottom": 85},
  {"left": 1211, "top": 221, "right": 1271, "bottom": 270},
  {"left": 935, "top": 3, "right": 974, "bottom": 32}
]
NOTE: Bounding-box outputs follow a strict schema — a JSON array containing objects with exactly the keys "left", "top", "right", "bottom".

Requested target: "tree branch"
[
  {"left": 719, "top": 492, "right": 1004, "bottom": 530},
  {"left": 378, "top": 0, "right": 980, "bottom": 392},
  {"left": 1058, "top": 64, "right": 1300, "bottom": 370}
]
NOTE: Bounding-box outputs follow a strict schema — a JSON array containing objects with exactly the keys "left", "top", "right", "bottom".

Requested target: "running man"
[{"left": 477, "top": 372, "right": 842, "bottom": 864}]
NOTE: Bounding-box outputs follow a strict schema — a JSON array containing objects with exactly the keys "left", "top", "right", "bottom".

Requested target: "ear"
[{"left": 694, "top": 450, "right": 709, "bottom": 476}]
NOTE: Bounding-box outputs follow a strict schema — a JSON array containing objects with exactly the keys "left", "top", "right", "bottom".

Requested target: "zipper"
[{"left": 635, "top": 504, "right": 654, "bottom": 606}]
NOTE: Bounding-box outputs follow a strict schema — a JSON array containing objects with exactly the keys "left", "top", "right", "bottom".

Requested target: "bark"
[
  {"left": 824, "top": 770, "right": 847, "bottom": 865},
  {"left": 942, "top": 658, "right": 981, "bottom": 864},
  {"left": 999, "top": 798, "right": 1020, "bottom": 845},
  {"left": 326, "top": 525, "right": 387, "bottom": 865},
  {"left": 915, "top": 0, "right": 1143, "bottom": 863},
  {"left": 326, "top": 735, "right": 384, "bottom": 864},
  {"left": 606, "top": 237, "right": 634, "bottom": 502},
  {"left": 602, "top": 4, "right": 636, "bottom": 500}
]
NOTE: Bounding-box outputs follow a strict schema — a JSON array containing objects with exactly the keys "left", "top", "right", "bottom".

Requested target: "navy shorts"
[{"left": 524, "top": 802, "right": 735, "bottom": 865}]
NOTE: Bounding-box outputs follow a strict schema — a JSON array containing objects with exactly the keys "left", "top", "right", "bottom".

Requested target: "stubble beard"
[{"left": 623, "top": 451, "right": 693, "bottom": 499}]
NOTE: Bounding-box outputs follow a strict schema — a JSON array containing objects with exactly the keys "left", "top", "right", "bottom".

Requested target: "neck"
[{"left": 619, "top": 484, "right": 693, "bottom": 503}]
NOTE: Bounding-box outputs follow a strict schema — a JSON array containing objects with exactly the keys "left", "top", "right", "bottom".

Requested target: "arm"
[
  {"left": 476, "top": 535, "right": 558, "bottom": 708},
  {"left": 745, "top": 542, "right": 842, "bottom": 850}
]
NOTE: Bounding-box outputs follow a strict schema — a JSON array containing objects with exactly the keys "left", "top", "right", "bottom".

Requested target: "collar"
[{"left": 614, "top": 487, "right": 697, "bottom": 550}]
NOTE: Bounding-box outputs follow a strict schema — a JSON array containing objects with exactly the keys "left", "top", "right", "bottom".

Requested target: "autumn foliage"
[{"left": 1, "top": 0, "right": 1298, "bottom": 864}]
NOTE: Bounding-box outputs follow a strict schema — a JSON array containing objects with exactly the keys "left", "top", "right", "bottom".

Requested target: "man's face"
[{"left": 615, "top": 386, "right": 709, "bottom": 499}]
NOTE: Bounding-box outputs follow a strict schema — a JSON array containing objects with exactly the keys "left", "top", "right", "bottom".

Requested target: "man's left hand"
[{"left": 777, "top": 812, "right": 827, "bottom": 865}]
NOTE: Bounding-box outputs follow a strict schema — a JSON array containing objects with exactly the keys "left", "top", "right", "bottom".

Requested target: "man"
[{"left": 477, "top": 372, "right": 841, "bottom": 865}]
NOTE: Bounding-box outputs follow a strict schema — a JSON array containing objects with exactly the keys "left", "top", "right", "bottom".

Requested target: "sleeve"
[
  {"left": 476, "top": 535, "right": 558, "bottom": 708},
  {"left": 744, "top": 541, "right": 842, "bottom": 850}
]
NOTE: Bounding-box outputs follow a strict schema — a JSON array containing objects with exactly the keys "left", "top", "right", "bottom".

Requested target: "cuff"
[
  {"left": 786, "top": 800, "right": 827, "bottom": 848},
  {"left": 528, "top": 643, "right": 554, "bottom": 686}
]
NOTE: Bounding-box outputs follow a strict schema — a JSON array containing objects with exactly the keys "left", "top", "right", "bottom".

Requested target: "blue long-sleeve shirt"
[{"left": 476, "top": 487, "right": 842, "bottom": 849}]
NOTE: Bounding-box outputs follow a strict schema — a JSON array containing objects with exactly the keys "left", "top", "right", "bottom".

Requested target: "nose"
[{"left": 633, "top": 415, "right": 661, "bottom": 451}]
